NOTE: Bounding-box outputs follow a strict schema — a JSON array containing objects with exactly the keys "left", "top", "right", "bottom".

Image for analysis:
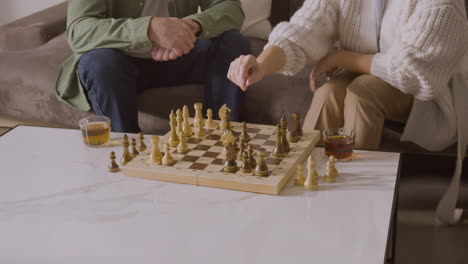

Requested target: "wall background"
[{"left": 0, "top": 0, "right": 65, "bottom": 25}]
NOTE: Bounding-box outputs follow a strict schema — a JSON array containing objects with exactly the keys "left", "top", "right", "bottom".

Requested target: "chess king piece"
[
  {"left": 108, "top": 151, "right": 120, "bottom": 172},
  {"left": 150, "top": 136, "right": 162, "bottom": 164},
  {"left": 177, "top": 131, "right": 189, "bottom": 154},
  {"left": 219, "top": 107, "right": 231, "bottom": 131},
  {"left": 247, "top": 145, "right": 257, "bottom": 169},
  {"left": 193, "top": 102, "right": 205, "bottom": 128},
  {"left": 131, "top": 138, "right": 140, "bottom": 158},
  {"left": 224, "top": 144, "right": 238, "bottom": 173},
  {"left": 120, "top": 134, "right": 133, "bottom": 166},
  {"left": 162, "top": 143, "right": 176, "bottom": 166},
  {"left": 239, "top": 122, "right": 251, "bottom": 143},
  {"left": 138, "top": 133, "right": 147, "bottom": 152},
  {"left": 304, "top": 155, "right": 319, "bottom": 191},
  {"left": 287, "top": 113, "right": 302, "bottom": 143},
  {"left": 168, "top": 110, "right": 180, "bottom": 147},
  {"left": 254, "top": 148, "right": 269, "bottom": 177},
  {"left": 182, "top": 105, "right": 193, "bottom": 137},
  {"left": 241, "top": 151, "right": 252, "bottom": 174},
  {"left": 325, "top": 155, "right": 338, "bottom": 183},
  {"left": 272, "top": 124, "right": 286, "bottom": 158},
  {"left": 280, "top": 114, "right": 291, "bottom": 152},
  {"left": 176, "top": 108, "right": 184, "bottom": 136},
  {"left": 206, "top": 108, "right": 219, "bottom": 129},
  {"left": 294, "top": 163, "right": 305, "bottom": 186},
  {"left": 195, "top": 117, "right": 206, "bottom": 138}
]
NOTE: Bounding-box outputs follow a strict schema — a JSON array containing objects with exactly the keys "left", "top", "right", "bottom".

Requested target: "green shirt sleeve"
[
  {"left": 66, "top": 0, "right": 153, "bottom": 54},
  {"left": 185, "top": 0, "right": 245, "bottom": 39}
]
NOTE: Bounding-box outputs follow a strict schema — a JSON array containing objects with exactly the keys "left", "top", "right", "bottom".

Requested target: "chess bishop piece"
[
  {"left": 131, "top": 138, "right": 140, "bottom": 158},
  {"left": 193, "top": 102, "right": 205, "bottom": 128},
  {"left": 294, "top": 163, "right": 305, "bottom": 186},
  {"left": 108, "top": 151, "right": 120, "bottom": 172},
  {"left": 150, "top": 136, "right": 162, "bottom": 164},
  {"left": 254, "top": 148, "right": 269, "bottom": 177},
  {"left": 138, "top": 133, "right": 147, "bottom": 152},
  {"left": 287, "top": 113, "right": 302, "bottom": 143},
  {"left": 224, "top": 144, "right": 238, "bottom": 173},
  {"left": 182, "top": 105, "right": 193, "bottom": 137},
  {"left": 206, "top": 108, "right": 218, "bottom": 129},
  {"left": 272, "top": 124, "right": 286, "bottom": 158},
  {"left": 240, "top": 151, "right": 252, "bottom": 174},
  {"left": 325, "top": 155, "right": 338, "bottom": 183},
  {"left": 280, "top": 114, "right": 291, "bottom": 152},
  {"left": 168, "top": 110, "right": 180, "bottom": 147},
  {"left": 304, "top": 155, "right": 318, "bottom": 191},
  {"left": 162, "top": 143, "right": 176, "bottom": 166},
  {"left": 177, "top": 132, "right": 189, "bottom": 154},
  {"left": 176, "top": 108, "right": 184, "bottom": 136},
  {"left": 120, "top": 134, "right": 133, "bottom": 166}
]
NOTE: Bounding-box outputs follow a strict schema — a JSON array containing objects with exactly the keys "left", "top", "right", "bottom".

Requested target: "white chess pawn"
[
  {"left": 150, "top": 136, "right": 162, "bottom": 164},
  {"left": 304, "top": 155, "right": 318, "bottom": 191},
  {"left": 325, "top": 155, "right": 338, "bottom": 183},
  {"left": 195, "top": 118, "right": 206, "bottom": 138},
  {"left": 182, "top": 105, "right": 192, "bottom": 137},
  {"left": 162, "top": 143, "right": 176, "bottom": 166},
  {"left": 177, "top": 132, "right": 189, "bottom": 154},
  {"left": 294, "top": 163, "right": 305, "bottom": 186},
  {"left": 206, "top": 108, "right": 218, "bottom": 129}
]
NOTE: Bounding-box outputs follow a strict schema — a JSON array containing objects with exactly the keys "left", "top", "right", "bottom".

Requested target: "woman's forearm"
[{"left": 257, "top": 46, "right": 286, "bottom": 76}]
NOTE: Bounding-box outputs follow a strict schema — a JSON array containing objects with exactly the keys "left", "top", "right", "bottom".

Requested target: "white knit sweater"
[{"left": 267, "top": 0, "right": 468, "bottom": 224}]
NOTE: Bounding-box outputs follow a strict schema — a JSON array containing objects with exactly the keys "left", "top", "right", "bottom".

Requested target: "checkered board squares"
[{"left": 123, "top": 121, "right": 320, "bottom": 195}]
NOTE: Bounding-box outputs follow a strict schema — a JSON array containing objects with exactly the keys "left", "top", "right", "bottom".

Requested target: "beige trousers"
[{"left": 303, "top": 72, "right": 414, "bottom": 150}]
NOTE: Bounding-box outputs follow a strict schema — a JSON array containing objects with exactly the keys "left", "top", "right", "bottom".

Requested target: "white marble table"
[{"left": 0, "top": 126, "right": 400, "bottom": 264}]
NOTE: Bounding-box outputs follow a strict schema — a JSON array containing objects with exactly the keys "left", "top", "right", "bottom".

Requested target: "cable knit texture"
[{"left": 266, "top": 0, "right": 468, "bottom": 152}]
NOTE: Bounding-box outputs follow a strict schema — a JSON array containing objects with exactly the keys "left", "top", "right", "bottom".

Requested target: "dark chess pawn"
[
  {"left": 287, "top": 113, "right": 302, "bottom": 143},
  {"left": 241, "top": 151, "right": 252, "bottom": 174},
  {"left": 131, "top": 138, "right": 140, "bottom": 158},
  {"left": 224, "top": 144, "right": 238, "bottom": 173},
  {"left": 237, "top": 138, "right": 246, "bottom": 160},
  {"left": 254, "top": 148, "right": 269, "bottom": 177},
  {"left": 247, "top": 145, "right": 257, "bottom": 169},
  {"left": 108, "top": 151, "right": 120, "bottom": 172},
  {"left": 280, "top": 114, "right": 291, "bottom": 152},
  {"left": 138, "top": 133, "right": 147, "bottom": 152},
  {"left": 239, "top": 122, "right": 251, "bottom": 143},
  {"left": 121, "top": 134, "right": 133, "bottom": 166}
]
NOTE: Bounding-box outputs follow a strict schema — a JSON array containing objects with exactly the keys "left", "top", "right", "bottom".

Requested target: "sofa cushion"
[{"left": 240, "top": 0, "right": 272, "bottom": 40}]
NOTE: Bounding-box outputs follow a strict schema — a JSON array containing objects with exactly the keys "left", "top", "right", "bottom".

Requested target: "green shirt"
[{"left": 56, "top": 0, "right": 244, "bottom": 111}]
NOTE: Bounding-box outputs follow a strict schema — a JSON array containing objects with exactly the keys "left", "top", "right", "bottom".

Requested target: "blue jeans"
[{"left": 78, "top": 30, "right": 250, "bottom": 133}]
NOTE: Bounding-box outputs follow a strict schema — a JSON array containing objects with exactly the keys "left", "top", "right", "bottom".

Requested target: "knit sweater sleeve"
[
  {"left": 371, "top": 2, "right": 468, "bottom": 101},
  {"left": 265, "top": 0, "right": 339, "bottom": 76}
]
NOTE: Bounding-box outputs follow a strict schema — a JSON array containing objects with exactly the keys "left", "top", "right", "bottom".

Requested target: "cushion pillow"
[{"left": 240, "top": 0, "right": 272, "bottom": 40}]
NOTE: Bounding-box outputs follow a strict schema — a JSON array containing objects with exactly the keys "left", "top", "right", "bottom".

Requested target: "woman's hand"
[{"left": 228, "top": 55, "right": 265, "bottom": 91}]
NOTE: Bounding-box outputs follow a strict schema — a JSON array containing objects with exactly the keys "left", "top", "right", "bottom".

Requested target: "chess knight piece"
[
  {"left": 108, "top": 151, "right": 120, "bottom": 172},
  {"left": 304, "top": 155, "right": 319, "bottom": 191},
  {"left": 294, "top": 163, "right": 305, "bottom": 186},
  {"left": 150, "top": 136, "right": 162, "bottom": 164},
  {"left": 120, "top": 134, "right": 133, "bottom": 166},
  {"left": 254, "top": 148, "right": 269, "bottom": 177}
]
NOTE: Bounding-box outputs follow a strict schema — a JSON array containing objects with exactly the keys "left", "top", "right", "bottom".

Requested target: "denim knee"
[{"left": 217, "top": 30, "right": 251, "bottom": 56}]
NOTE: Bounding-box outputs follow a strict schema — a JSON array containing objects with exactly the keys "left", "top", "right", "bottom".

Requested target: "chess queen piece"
[
  {"left": 304, "top": 155, "right": 318, "bottom": 191},
  {"left": 182, "top": 105, "right": 193, "bottom": 137},
  {"left": 280, "top": 114, "right": 291, "bottom": 152},
  {"left": 287, "top": 113, "right": 301, "bottom": 143},
  {"left": 239, "top": 122, "right": 251, "bottom": 143},
  {"left": 168, "top": 110, "right": 180, "bottom": 147},
  {"left": 206, "top": 108, "right": 218, "bottom": 129},
  {"left": 294, "top": 163, "right": 305, "bottom": 186},
  {"left": 193, "top": 102, "right": 205, "bottom": 128},
  {"left": 131, "top": 138, "right": 140, "bottom": 158},
  {"left": 162, "top": 143, "right": 176, "bottom": 166},
  {"left": 223, "top": 144, "right": 238, "bottom": 173},
  {"left": 120, "top": 134, "right": 133, "bottom": 166},
  {"left": 272, "top": 124, "right": 286, "bottom": 158},
  {"left": 177, "top": 132, "right": 189, "bottom": 154},
  {"left": 138, "top": 133, "right": 147, "bottom": 152},
  {"left": 325, "top": 155, "right": 338, "bottom": 183},
  {"left": 254, "top": 148, "right": 269, "bottom": 177},
  {"left": 240, "top": 151, "right": 252, "bottom": 174},
  {"left": 108, "top": 151, "right": 120, "bottom": 172},
  {"left": 150, "top": 136, "right": 162, "bottom": 164}
]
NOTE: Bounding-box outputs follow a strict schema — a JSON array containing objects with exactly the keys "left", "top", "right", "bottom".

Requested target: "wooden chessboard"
[{"left": 122, "top": 121, "right": 320, "bottom": 195}]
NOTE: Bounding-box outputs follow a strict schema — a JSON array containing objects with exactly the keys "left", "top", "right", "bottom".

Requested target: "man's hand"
[
  {"left": 148, "top": 17, "right": 196, "bottom": 57},
  {"left": 228, "top": 55, "right": 265, "bottom": 91},
  {"left": 151, "top": 45, "right": 179, "bottom": 61},
  {"left": 182, "top": 19, "right": 201, "bottom": 35},
  {"left": 310, "top": 50, "right": 374, "bottom": 91}
]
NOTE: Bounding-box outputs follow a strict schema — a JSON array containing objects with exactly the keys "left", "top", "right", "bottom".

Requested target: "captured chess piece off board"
[{"left": 121, "top": 103, "right": 320, "bottom": 195}]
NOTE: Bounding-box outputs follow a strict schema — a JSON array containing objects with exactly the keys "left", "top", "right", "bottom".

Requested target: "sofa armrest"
[{"left": 0, "top": 2, "right": 68, "bottom": 51}]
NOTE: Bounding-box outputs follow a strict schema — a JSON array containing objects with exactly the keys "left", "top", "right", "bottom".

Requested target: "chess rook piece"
[
  {"left": 169, "top": 110, "right": 180, "bottom": 147},
  {"left": 138, "top": 133, "right": 147, "bottom": 152},
  {"left": 193, "top": 102, "right": 205, "bottom": 128},
  {"left": 120, "top": 134, "right": 133, "bottom": 166},
  {"left": 294, "top": 163, "right": 305, "bottom": 186},
  {"left": 182, "top": 105, "right": 193, "bottom": 137},
  {"left": 131, "top": 138, "right": 140, "bottom": 158},
  {"left": 239, "top": 122, "right": 251, "bottom": 143},
  {"left": 108, "top": 151, "right": 120, "bottom": 172},
  {"left": 280, "top": 114, "right": 291, "bottom": 152},
  {"left": 325, "top": 155, "right": 338, "bottom": 183},
  {"left": 254, "top": 148, "right": 269, "bottom": 177},
  {"left": 272, "top": 124, "right": 286, "bottom": 158},
  {"left": 240, "top": 151, "right": 252, "bottom": 174},
  {"left": 247, "top": 145, "right": 257, "bottom": 169},
  {"left": 206, "top": 108, "right": 218, "bottom": 129},
  {"left": 287, "top": 113, "right": 301, "bottom": 143},
  {"left": 224, "top": 144, "right": 238, "bottom": 173},
  {"left": 177, "top": 132, "right": 189, "bottom": 154},
  {"left": 162, "top": 143, "right": 176, "bottom": 166},
  {"left": 219, "top": 108, "right": 231, "bottom": 131},
  {"left": 237, "top": 138, "right": 246, "bottom": 160},
  {"left": 150, "top": 136, "right": 162, "bottom": 164},
  {"left": 304, "top": 155, "right": 319, "bottom": 191},
  {"left": 176, "top": 109, "right": 184, "bottom": 136},
  {"left": 195, "top": 117, "right": 206, "bottom": 138}
]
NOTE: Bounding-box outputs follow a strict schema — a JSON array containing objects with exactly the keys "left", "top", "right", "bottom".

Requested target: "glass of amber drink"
[
  {"left": 323, "top": 128, "right": 355, "bottom": 161},
  {"left": 79, "top": 116, "right": 111, "bottom": 147}
]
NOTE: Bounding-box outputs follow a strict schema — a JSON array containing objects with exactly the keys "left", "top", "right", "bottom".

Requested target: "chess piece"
[
  {"left": 294, "top": 163, "right": 305, "bottom": 186},
  {"left": 138, "top": 133, "right": 147, "bottom": 152},
  {"left": 131, "top": 138, "right": 140, "bottom": 158},
  {"left": 254, "top": 148, "right": 269, "bottom": 177},
  {"left": 247, "top": 145, "right": 257, "bottom": 169},
  {"left": 325, "top": 155, "right": 338, "bottom": 183},
  {"left": 193, "top": 102, "right": 205, "bottom": 128},
  {"left": 280, "top": 114, "right": 291, "bottom": 152},
  {"left": 239, "top": 122, "right": 251, "bottom": 143},
  {"left": 218, "top": 104, "right": 231, "bottom": 122},
  {"left": 176, "top": 108, "right": 184, "bottom": 136},
  {"left": 219, "top": 108, "right": 231, "bottom": 131},
  {"left": 224, "top": 144, "right": 238, "bottom": 173},
  {"left": 150, "top": 136, "right": 162, "bottom": 164},
  {"left": 182, "top": 105, "right": 193, "bottom": 137},
  {"left": 272, "top": 124, "right": 286, "bottom": 158},
  {"left": 195, "top": 117, "right": 206, "bottom": 138},
  {"left": 162, "top": 143, "right": 176, "bottom": 166},
  {"left": 241, "top": 151, "right": 252, "bottom": 174},
  {"left": 177, "top": 132, "right": 189, "bottom": 154},
  {"left": 120, "top": 134, "right": 133, "bottom": 166},
  {"left": 304, "top": 155, "right": 318, "bottom": 191},
  {"left": 108, "top": 151, "right": 120, "bottom": 172},
  {"left": 168, "top": 110, "right": 180, "bottom": 147},
  {"left": 237, "top": 138, "right": 246, "bottom": 160},
  {"left": 287, "top": 113, "right": 301, "bottom": 143},
  {"left": 206, "top": 108, "right": 218, "bottom": 129}
]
